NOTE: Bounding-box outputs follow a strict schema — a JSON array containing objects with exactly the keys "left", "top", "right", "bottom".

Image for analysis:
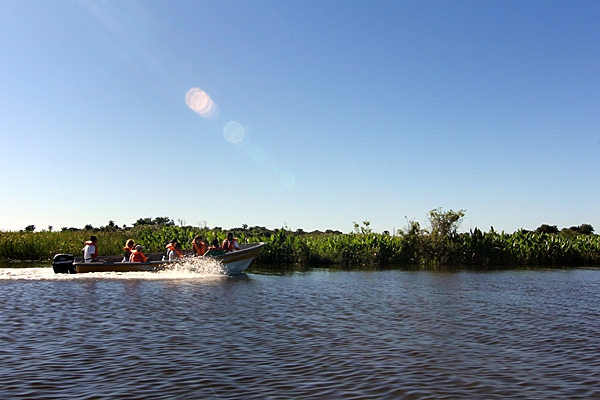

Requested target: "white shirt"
[{"left": 83, "top": 244, "right": 96, "bottom": 262}]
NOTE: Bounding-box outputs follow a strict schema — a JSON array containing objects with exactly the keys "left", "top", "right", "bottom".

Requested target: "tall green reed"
[{"left": 2, "top": 227, "right": 599, "bottom": 267}]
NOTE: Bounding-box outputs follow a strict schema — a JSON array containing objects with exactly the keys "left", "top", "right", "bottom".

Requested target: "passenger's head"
[
  {"left": 170, "top": 239, "right": 178, "bottom": 246},
  {"left": 135, "top": 244, "right": 144, "bottom": 251},
  {"left": 227, "top": 232, "right": 233, "bottom": 240},
  {"left": 193, "top": 235, "right": 202, "bottom": 243},
  {"left": 126, "top": 239, "right": 134, "bottom": 248},
  {"left": 212, "top": 238, "right": 219, "bottom": 247},
  {"left": 90, "top": 235, "right": 98, "bottom": 243}
]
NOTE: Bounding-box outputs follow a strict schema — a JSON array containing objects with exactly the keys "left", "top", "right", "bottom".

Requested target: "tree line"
[{"left": 5, "top": 210, "right": 598, "bottom": 267}]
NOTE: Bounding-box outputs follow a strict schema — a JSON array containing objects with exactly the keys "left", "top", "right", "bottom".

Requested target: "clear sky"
[{"left": 1, "top": 0, "right": 599, "bottom": 234}]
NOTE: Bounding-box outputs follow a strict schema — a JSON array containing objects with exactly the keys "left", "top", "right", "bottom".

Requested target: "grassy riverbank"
[
  {"left": 258, "top": 228, "right": 600, "bottom": 267},
  {"left": 2, "top": 224, "right": 599, "bottom": 267}
]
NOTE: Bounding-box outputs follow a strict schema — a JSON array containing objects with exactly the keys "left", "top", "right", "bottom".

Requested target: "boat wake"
[
  {"left": 158, "top": 256, "right": 229, "bottom": 276},
  {"left": 0, "top": 257, "right": 230, "bottom": 280}
]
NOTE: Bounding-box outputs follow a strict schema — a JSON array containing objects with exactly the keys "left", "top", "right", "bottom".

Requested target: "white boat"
[
  {"left": 202, "top": 242, "right": 266, "bottom": 274},
  {"left": 52, "top": 242, "right": 266, "bottom": 275}
]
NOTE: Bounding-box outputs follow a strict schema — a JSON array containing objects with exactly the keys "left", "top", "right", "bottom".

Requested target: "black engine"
[{"left": 52, "top": 254, "right": 76, "bottom": 274}]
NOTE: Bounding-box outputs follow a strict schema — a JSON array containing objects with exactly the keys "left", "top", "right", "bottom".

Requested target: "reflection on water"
[{"left": 1, "top": 267, "right": 599, "bottom": 399}]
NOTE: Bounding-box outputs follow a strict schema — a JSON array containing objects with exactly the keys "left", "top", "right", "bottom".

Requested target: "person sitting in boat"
[
  {"left": 222, "top": 232, "right": 240, "bottom": 253},
  {"left": 130, "top": 244, "right": 147, "bottom": 262},
  {"left": 122, "top": 239, "right": 135, "bottom": 262},
  {"left": 82, "top": 235, "right": 98, "bottom": 263},
  {"left": 204, "top": 238, "right": 224, "bottom": 256},
  {"left": 191, "top": 235, "right": 206, "bottom": 256},
  {"left": 166, "top": 239, "right": 184, "bottom": 261}
]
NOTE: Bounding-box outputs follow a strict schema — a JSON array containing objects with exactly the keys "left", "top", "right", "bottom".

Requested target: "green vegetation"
[{"left": 2, "top": 212, "right": 599, "bottom": 267}]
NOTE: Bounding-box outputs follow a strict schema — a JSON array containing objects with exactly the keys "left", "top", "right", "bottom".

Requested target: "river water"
[{"left": 1, "top": 262, "right": 599, "bottom": 399}]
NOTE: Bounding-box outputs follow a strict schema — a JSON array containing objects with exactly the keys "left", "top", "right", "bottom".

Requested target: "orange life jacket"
[
  {"left": 166, "top": 244, "right": 183, "bottom": 258},
  {"left": 130, "top": 250, "right": 147, "bottom": 262},
  {"left": 193, "top": 241, "right": 206, "bottom": 256},
  {"left": 222, "top": 238, "right": 239, "bottom": 252},
  {"left": 84, "top": 240, "right": 98, "bottom": 257}
]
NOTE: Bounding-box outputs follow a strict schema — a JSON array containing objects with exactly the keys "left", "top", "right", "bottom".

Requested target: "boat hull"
[
  {"left": 210, "top": 243, "right": 266, "bottom": 274},
  {"left": 55, "top": 243, "right": 266, "bottom": 275},
  {"left": 74, "top": 260, "right": 170, "bottom": 273}
]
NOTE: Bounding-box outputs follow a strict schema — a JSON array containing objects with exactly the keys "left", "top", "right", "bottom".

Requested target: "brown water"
[{"left": 1, "top": 266, "right": 599, "bottom": 399}]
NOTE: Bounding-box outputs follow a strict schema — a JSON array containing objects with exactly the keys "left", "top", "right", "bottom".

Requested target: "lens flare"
[
  {"left": 186, "top": 88, "right": 219, "bottom": 120},
  {"left": 223, "top": 121, "right": 245, "bottom": 143}
]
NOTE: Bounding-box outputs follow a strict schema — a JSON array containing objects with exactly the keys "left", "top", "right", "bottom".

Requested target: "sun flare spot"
[
  {"left": 223, "top": 121, "right": 245, "bottom": 143},
  {"left": 186, "top": 88, "right": 219, "bottom": 120}
]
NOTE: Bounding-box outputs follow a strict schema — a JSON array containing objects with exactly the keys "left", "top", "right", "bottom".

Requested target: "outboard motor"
[{"left": 52, "top": 254, "right": 76, "bottom": 274}]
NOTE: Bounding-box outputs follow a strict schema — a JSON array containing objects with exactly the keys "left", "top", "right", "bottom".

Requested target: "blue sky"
[{"left": 1, "top": 0, "right": 599, "bottom": 234}]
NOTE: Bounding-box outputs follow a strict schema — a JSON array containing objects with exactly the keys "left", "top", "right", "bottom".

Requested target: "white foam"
[
  {"left": 0, "top": 257, "right": 230, "bottom": 280},
  {"left": 158, "top": 256, "right": 229, "bottom": 277}
]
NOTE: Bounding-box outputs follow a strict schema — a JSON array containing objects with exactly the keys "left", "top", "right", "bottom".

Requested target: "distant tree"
[
  {"left": 536, "top": 224, "right": 558, "bottom": 234},
  {"left": 155, "top": 217, "right": 175, "bottom": 226},
  {"left": 133, "top": 217, "right": 174, "bottom": 227},
  {"left": 24, "top": 225, "right": 35, "bottom": 232},
  {"left": 560, "top": 227, "right": 577, "bottom": 237},
  {"left": 99, "top": 220, "right": 119, "bottom": 231},
  {"left": 427, "top": 208, "right": 465, "bottom": 236},
  {"left": 84, "top": 224, "right": 94, "bottom": 230},
  {"left": 48, "top": 225, "right": 53, "bottom": 232},
  {"left": 134, "top": 217, "right": 152, "bottom": 226},
  {"left": 579, "top": 224, "right": 594, "bottom": 235},
  {"left": 403, "top": 220, "right": 422, "bottom": 236},
  {"left": 353, "top": 220, "right": 372, "bottom": 234}
]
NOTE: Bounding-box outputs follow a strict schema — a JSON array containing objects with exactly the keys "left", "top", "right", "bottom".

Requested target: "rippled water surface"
[{"left": 1, "top": 266, "right": 600, "bottom": 399}]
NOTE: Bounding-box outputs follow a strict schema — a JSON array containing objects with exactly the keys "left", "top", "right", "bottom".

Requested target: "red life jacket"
[
  {"left": 166, "top": 244, "right": 183, "bottom": 258},
  {"left": 123, "top": 245, "right": 133, "bottom": 257},
  {"left": 193, "top": 241, "right": 206, "bottom": 256},
  {"left": 222, "top": 238, "right": 239, "bottom": 252},
  {"left": 85, "top": 240, "right": 98, "bottom": 257},
  {"left": 130, "top": 250, "right": 147, "bottom": 262}
]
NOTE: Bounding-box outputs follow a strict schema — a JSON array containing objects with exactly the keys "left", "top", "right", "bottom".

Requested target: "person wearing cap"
[
  {"left": 82, "top": 235, "right": 98, "bottom": 263},
  {"left": 130, "top": 244, "right": 147, "bottom": 262},
  {"left": 166, "top": 239, "right": 184, "bottom": 261}
]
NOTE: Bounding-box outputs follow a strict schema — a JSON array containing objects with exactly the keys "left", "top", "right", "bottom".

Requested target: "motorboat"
[{"left": 52, "top": 242, "right": 266, "bottom": 275}]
